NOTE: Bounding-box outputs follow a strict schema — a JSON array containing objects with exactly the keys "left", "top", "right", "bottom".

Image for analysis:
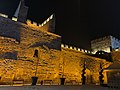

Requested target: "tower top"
[
  {"left": 14, "top": 0, "right": 22, "bottom": 17},
  {"left": 13, "top": 0, "right": 28, "bottom": 23}
]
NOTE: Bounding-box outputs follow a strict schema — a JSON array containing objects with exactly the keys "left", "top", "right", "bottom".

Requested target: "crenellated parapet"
[
  {"left": 91, "top": 35, "right": 120, "bottom": 53},
  {"left": 36, "top": 14, "right": 55, "bottom": 33},
  {"left": 61, "top": 44, "right": 92, "bottom": 54},
  {"left": 0, "top": 13, "right": 8, "bottom": 18},
  {"left": 26, "top": 14, "right": 54, "bottom": 28},
  {"left": 0, "top": 12, "right": 53, "bottom": 27},
  {"left": 0, "top": 13, "right": 19, "bottom": 22},
  {"left": 40, "top": 14, "right": 54, "bottom": 27},
  {"left": 0, "top": 12, "right": 55, "bottom": 33},
  {"left": 26, "top": 19, "right": 39, "bottom": 26}
]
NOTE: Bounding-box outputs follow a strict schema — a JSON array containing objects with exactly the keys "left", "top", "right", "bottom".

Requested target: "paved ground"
[{"left": 0, "top": 85, "right": 111, "bottom": 90}]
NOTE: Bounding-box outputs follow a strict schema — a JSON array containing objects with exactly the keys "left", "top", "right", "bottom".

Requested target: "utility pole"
[{"left": 32, "top": 49, "right": 39, "bottom": 85}]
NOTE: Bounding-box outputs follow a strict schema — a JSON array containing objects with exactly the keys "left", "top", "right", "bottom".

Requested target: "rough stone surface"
[
  {"left": 0, "top": 46, "right": 111, "bottom": 85},
  {"left": 0, "top": 16, "right": 61, "bottom": 50},
  {"left": 0, "top": 16, "right": 118, "bottom": 85}
]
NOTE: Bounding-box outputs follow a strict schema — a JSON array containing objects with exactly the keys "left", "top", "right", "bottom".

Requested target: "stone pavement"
[{"left": 0, "top": 85, "right": 110, "bottom": 90}]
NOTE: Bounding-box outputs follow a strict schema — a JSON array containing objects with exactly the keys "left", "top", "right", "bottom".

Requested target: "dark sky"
[{"left": 0, "top": 0, "right": 120, "bottom": 50}]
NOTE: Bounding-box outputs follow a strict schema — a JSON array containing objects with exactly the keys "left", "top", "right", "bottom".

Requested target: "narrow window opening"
[{"left": 33, "top": 49, "right": 38, "bottom": 57}]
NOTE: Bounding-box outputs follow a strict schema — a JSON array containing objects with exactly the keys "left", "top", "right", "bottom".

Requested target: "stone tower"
[
  {"left": 48, "top": 14, "right": 56, "bottom": 33},
  {"left": 39, "top": 14, "right": 56, "bottom": 33},
  {"left": 14, "top": 0, "right": 29, "bottom": 23}
]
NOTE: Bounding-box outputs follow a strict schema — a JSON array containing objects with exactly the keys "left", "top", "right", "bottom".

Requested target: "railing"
[{"left": 61, "top": 44, "right": 92, "bottom": 54}]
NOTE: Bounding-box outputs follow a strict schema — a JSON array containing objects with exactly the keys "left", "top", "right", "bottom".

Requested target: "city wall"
[
  {"left": 0, "top": 14, "right": 61, "bottom": 50},
  {"left": 61, "top": 44, "right": 92, "bottom": 54},
  {"left": 0, "top": 13, "right": 113, "bottom": 85},
  {"left": 0, "top": 13, "right": 92, "bottom": 53},
  {"left": 0, "top": 46, "right": 111, "bottom": 85},
  {"left": 0, "top": 13, "right": 54, "bottom": 33}
]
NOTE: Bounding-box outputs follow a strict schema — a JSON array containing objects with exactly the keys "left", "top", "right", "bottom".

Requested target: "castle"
[
  {"left": 0, "top": 0, "right": 119, "bottom": 86},
  {"left": 91, "top": 35, "right": 120, "bottom": 54}
]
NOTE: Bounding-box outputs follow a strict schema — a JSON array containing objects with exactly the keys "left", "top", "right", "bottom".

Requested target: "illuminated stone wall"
[
  {"left": 0, "top": 46, "right": 111, "bottom": 85},
  {"left": 0, "top": 13, "right": 112, "bottom": 85},
  {"left": 91, "top": 36, "right": 120, "bottom": 53},
  {"left": 111, "top": 50, "right": 120, "bottom": 63},
  {"left": 0, "top": 12, "right": 55, "bottom": 33},
  {"left": 61, "top": 48, "right": 111, "bottom": 84},
  {"left": 39, "top": 14, "right": 55, "bottom": 33},
  {"left": 0, "top": 36, "right": 19, "bottom": 60},
  {"left": 0, "top": 16, "right": 61, "bottom": 50},
  {"left": 0, "top": 47, "right": 61, "bottom": 84},
  {"left": 26, "top": 14, "right": 55, "bottom": 33},
  {"left": 91, "top": 36, "right": 111, "bottom": 53}
]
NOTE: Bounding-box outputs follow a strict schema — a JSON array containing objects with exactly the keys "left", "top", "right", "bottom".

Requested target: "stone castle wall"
[
  {"left": 91, "top": 36, "right": 111, "bottom": 53},
  {"left": 0, "top": 15, "right": 61, "bottom": 50},
  {"left": 26, "top": 14, "right": 55, "bottom": 33},
  {"left": 91, "top": 36, "right": 120, "bottom": 53},
  {"left": 0, "top": 46, "right": 111, "bottom": 85},
  {"left": 0, "top": 36, "right": 19, "bottom": 60},
  {"left": 0, "top": 13, "right": 112, "bottom": 85},
  {"left": 61, "top": 44, "right": 92, "bottom": 54},
  {"left": 0, "top": 13, "right": 55, "bottom": 33}
]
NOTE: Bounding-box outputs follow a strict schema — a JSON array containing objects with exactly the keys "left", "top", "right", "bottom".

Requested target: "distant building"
[{"left": 91, "top": 35, "right": 120, "bottom": 53}]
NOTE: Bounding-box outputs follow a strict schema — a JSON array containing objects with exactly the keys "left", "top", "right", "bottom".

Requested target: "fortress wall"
[
  {"left": 0, "top": 13, "right": 55, "bottom": 33},
  {"left": 39, "top": 14, "right": 55, "bottom": 33},
  {"left": 0, "top": 14, "right": 61, "bottom": 50},
  {"left": 111, "top": 50, "right": 120, "bottom": 63},
  {"left": 26, "top": 19, "right": 39, "bottom": 27},
  {"left": 0, "top": 47, "right": 61, "bottom": 84},
  {"left": 0, "top": 59, "right": 35, "bottom": 83},
  {"left": 20, "top": 25, "right": 61, "bottom": 50},
  {"left": 0, "top": 16, "right": 21, "bottom": 41},
  {"left": 0, "top": 46, "right": 110, "bottom": 85},
  {"left": 0, "top": 36, "right": 20, "bottom": 60},
  {"left": 0, "top": 13, "right": 18, "bottom": 22},
  {"left": 0, "top": 12, "right": 112, "bottom": 85},
  {"left": 62, "top": 48, "right": 111, "bottom": 84},
  {"left": 17, "top": 4, "right": 28, "bottom": 23},
  {"left": 61, "top": 44, "right": 92, "bottom": 54},
  {"left": 26, "top": 14, "right": 55, "bottom": 33},
  {"left": 0, "top": 13, "right": 8, "bottom": 18},
  {"left": 91, "top": 36, "right": 112, "bottom": 53}
]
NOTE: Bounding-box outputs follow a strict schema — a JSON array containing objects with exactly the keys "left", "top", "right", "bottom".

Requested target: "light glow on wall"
[
  {"left": 12, "top": 17, "right": 18, "bottom": 21},
  {"left": 49, "top": 14, "right": 53, "bottom": 20},
  {"left": 47, "top": 18, "right": 50, "bottom": 22},
  {"left": 0, "top": 13, "right": 8, "bottom": 18},
  {"left": 78, "top": 48, "right": 80, "bottom": 51},
  {"left": 41, "top": 23, "right": 44, "bottom": 26},
  {"left": 70, "top": 46, "right": 73, "bottom": 49},
  {"left": 43, "top": 21, "right": 47, "bottom": 25},
  {"left": 33, "top": 22, "right": 37, "bottom": 26}
]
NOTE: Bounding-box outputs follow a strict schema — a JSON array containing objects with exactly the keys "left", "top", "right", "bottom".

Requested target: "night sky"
[{"left": 0, "top": 0, "right": 120, "bottom": 50}]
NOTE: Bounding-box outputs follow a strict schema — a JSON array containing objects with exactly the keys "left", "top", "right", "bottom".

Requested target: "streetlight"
[
  {"left": 60, "top": 56, "right": 65, "bottom": 85},
  {"left": 31, "top": 49, "right": 39, "bottom": 85}
]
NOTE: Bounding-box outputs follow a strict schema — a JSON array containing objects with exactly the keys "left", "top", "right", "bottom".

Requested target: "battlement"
[
  {"left": 91, "top": 35, "right": 120, "bottom": 53},
  {"left": 61, "top": 44, "right": 92, "bottom": 54},
  {"left": 0, "top": 13, "right": 8, "bottom": 18},
  {"left": 0, "top": 13, "right": 54, "bottom": 32},
  {"left": 26, "top": 14, "right": 54, "bottom": 28},
  {"left": 0, "top": 13, "right": 19, "bottom": 22}
]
